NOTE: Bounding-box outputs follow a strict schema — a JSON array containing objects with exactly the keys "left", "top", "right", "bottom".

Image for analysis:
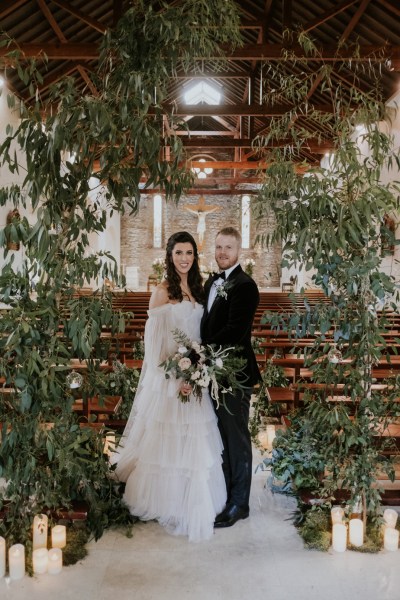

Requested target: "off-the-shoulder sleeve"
[{"left": 142, "top": 304, "right": 176, "bottom": 373}]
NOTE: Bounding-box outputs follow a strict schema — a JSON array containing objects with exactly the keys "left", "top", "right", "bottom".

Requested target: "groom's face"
[{"left": 215, "top": 234, "right": 240, "bottom": 272}]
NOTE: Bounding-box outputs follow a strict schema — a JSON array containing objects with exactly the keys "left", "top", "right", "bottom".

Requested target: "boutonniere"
[{"left": 215, "top": 279, "right": 234, "bottom": 300}]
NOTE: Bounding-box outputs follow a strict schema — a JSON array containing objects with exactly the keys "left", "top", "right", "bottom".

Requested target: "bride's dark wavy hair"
[{"left": 165, "top": 231, "right": 204, "bottom": 304}]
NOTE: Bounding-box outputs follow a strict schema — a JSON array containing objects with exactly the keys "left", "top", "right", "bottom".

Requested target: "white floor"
[{"left": 2, "top": 453, "right": 400, "bottom": 600}]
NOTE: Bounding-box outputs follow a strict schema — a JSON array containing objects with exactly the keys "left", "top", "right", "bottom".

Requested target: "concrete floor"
[{"left": 2, "top": 452, "right": 400, "bottom": 600}]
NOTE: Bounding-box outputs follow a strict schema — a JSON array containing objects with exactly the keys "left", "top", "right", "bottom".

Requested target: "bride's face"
[{"left": 171, "top": 242, "right": 195, "bottom": 277}]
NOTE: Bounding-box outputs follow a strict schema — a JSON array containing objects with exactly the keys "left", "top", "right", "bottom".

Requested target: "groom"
[{"left": 201, "top": 226, "right": 261, "bottom": 528}]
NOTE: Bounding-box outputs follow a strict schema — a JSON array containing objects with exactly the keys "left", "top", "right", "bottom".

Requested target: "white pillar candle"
[
  {"left": 349, "top": 518, "right": 364, "bottom": 547},
  {"left": 48, "top": 548, "right": 62, "bottom": 575},
  {"left": 32, "top": 548, "right": 48, "bottom": 574},
  {"left": 383, "top": 508, "right": 398, "bottom": 528},
  {"left": 104, "top": 433, "right": 116, "bottom": 457},
  {"left": 332, "top": 523, "right": 347, "bottom": 552},
  {"left": 331, "top": 506, "right": 344, "bottom": 525},
  {"left": 51, "top": 525, "right": 67, "bottom": 549},
  {"left": 0, "top": 536, "right": 5, "bottom": 578},
  {"left": 257, "top": 430, "right": 269, "bottom": 449},
  {"left": 9, "top": 544, "right": 25, "bottom": 580},
  {"left": 33, "top": 514, "right": 48, "bottom": 550},
  {"left": 384, "top": 527, "right": 399, "bottom": 551},
  {"left": 266, "top": 425, "right": 276, "bottom": 450}
]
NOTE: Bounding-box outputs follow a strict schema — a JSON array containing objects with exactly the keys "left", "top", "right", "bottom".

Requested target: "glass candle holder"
[
  {"left": 66, "top": 370, "right": 83, "bottom": 389},
  {"left": 328, "top": 346, "right": 343, "bottom": 364}
]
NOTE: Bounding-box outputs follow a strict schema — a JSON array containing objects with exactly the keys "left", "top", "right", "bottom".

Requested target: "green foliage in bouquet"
[{"left": 161, "top": 329, "right": 247, "bottom": 407}]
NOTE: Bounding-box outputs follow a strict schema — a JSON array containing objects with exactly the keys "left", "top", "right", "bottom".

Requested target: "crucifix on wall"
[{"left": 183, "top": 196, "right": 220, "bottom": 251}]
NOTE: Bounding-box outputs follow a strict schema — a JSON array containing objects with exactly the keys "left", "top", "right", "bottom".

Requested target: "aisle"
[{"left": 2, "top": 453, "right": 400, "bottom": 600}]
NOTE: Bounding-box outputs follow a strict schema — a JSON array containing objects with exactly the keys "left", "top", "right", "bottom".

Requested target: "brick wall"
[{"left": 120, "top": 193, "right": 282, "bottom": 290}]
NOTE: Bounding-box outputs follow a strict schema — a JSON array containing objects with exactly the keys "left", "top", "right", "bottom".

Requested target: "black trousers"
[{"left": 215, "top": 386, "right": 253, "bottom": 509}]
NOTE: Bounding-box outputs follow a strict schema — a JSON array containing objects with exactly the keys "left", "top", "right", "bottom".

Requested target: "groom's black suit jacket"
[{"left": 200, "top": 265, "right": 261, "bottom": 387}]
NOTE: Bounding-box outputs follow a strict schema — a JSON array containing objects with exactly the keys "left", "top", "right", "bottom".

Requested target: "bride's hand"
[{"left": 180, "top": 382, "right": 192, "bottom": 397}]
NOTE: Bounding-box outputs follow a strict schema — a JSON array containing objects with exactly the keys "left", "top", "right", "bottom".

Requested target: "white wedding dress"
[{"left": 112, "top": 301, "right": 226, "bottom": 542}]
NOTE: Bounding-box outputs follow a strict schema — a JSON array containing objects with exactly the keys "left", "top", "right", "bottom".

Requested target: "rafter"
[
  {"left": 76, "top": 65, "right": 98, "bottom": 96},
  {"left": 262, "top": 0, "right": 275, "bottom": 43},
  {"left": 37, "top": 0, "right": 67, "bottom": 43},
  {"left": 26, "top": 62, "right": 78, "bottom": 101},
  {"left": 50, "top": 0, "right": 107, "bottom": 34},
  {"left": 377, "top": 0, "right": 400, "bottom": 17},
  {"left": 0, "top": 0, "right": 29, "bottom": 20},
  {"left": 302, "top": 0, "right": 360, "bottom": 33},
  {"left": 178, "top": 138, "right": 333, "bottom": 152},
  {"left": 341, "top": 0, "right": 371, "bottom": 42},
  {"left": 175, "top": 130, "right": 238, "bottom": 136},
  {"left": 1, "top": 43, "right": 399, "bottom": 67},
  {"left": 163, "top": 103, "right": 335, "bottom": 116},
  {"left": 186, "top": 160, "right": 310, "bottom": 172}
]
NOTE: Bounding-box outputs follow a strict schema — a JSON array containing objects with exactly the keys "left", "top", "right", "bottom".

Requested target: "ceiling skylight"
[{"left": 183, "top": 81, "right": 221, "bottom": 105}]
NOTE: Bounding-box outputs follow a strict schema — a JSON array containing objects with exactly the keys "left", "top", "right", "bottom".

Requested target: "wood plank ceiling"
[{"left": 1, "top": 0, "right": 400, "bottom": 194}]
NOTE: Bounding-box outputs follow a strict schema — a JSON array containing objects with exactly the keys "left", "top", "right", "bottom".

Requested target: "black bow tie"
[{"left": 211, "top": 271, "right": 225, "bottom": 281}]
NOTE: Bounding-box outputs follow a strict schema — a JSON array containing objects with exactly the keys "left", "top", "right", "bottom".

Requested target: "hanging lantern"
[
  {"left": 66, "top": 370, "right": 83, "bottom": 389},
  {"left": 328, "top": 345, "right": 342, "bottom": 364},
  {"left": 6, "top": 209, "right": 21, "bottom": 251}
]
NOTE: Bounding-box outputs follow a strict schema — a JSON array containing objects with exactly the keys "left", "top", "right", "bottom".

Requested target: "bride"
[{"left": 112, "top": 231, "right": 226, "bottom": 541}]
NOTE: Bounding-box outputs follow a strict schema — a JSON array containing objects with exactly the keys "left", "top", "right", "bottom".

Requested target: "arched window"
[
  {"left": 153, "top": 194, "right": 162, "bottom": 248},
  {"left": 241, "top": 195, "right": 250, "bottom": 249}
]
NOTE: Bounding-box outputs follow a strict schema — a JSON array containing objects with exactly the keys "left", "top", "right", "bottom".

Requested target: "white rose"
[
  {"left": 215, "top": 358, "right": 223, "bottom": 368},
  {"left": 191, "top": 341, "right": 201, "bottom": 352},
  {"left": 178, "top": 346, "right": 188, "bottom": 354},
  {"left": 178, "top": 357, "right": 192, "bottom": 370}
]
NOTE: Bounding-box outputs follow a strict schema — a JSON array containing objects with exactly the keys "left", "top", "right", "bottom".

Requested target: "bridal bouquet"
[{"left": 160, "top": 329, "right": 247, "bottom": 407}]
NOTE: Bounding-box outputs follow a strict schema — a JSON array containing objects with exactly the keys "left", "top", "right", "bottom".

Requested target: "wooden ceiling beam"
[
  {"left": 175, "top": 130, "right": 238, "bottom": 136},
  {"left": 302, "top": 0, "right": 360, "bottom": 33},
  {"left": 50, "top": 0, "right": 108, "bottom": 34},
  {"left": 0, "top": 0, "right": 29, "bottom": 20},
  {"left": 283, "top": 0, "right": 293, "bottom": 33},
  {"left": 26, "top": 62, "right": 78, "bottom": 100},
  {"left": 37, "top": 0, "right": 67, "bottom": 43},
  {"left": 76, "top": 65, "right": 98, "bottom": 96},
  {"left": 163, "top": 103, "right": 334, "bottom": 116},
  {"left": 226, "top": 43, "right": 400, "bottom": 63},
  {"left": 0, "top": 43, "right": 97, "bottom": 60},
  {"left": 174, "top": 72, "right": 249, "bottom": 79},
  {"left": 377, "top": 0, "right": 400, "bottom": 17},
  {"left": 341, "top": 0, "right": 371, "bottom": 42},
  {"left": 2, "top": 42, "right": 399, "bottom": 64},
  {"left": 179, "top": 138, "right": 333, "bottom": 152},
  {"left": 262, "top": 0, "right": 275, "bottom": 43},
  {"left": 186, "top": 160, "right": 309, "bottom": 171}
]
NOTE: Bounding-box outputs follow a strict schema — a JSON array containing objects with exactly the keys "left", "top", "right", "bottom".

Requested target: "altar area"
[{"left": 2, "top": 449, "right": 399, "bottom": 600}]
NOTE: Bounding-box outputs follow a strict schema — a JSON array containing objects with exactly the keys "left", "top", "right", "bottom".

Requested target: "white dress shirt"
[{"left": 207, "top": 263, "right": 239, "bottom": 311}]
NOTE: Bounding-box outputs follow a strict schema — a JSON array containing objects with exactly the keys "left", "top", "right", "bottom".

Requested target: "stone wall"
[{"left": 120, "top": 193, "right": 282, "bottom": 290}]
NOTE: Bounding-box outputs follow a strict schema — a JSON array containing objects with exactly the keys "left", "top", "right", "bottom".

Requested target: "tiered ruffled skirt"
[{"left": 114, "top": 373, "right": 226, "bottom": 542}]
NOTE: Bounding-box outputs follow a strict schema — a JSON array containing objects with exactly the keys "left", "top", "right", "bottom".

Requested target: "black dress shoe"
[{"left": 214, "top": 504, "right": 249, "bottom": 528}]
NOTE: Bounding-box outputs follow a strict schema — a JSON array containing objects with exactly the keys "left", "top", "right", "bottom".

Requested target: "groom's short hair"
[{"left": 216, "top": 227, "right": 242, "bottom": 246}]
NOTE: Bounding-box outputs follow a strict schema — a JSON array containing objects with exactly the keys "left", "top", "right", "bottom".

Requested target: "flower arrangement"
[
  {"left": 244, "top": 258, "right": 255, "bottom": 277},
  {"left": 152, "top": 257, "right": 165, "bottom": 283},
  {"left": 215, "top": 279, "right": 234, "bottom": 300},
  {"left": 160, "top": 329, "right": 247, "bottom": 407}
]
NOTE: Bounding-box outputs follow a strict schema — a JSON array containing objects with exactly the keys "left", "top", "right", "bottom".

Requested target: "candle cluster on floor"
[
  {"left": 257, "top": 424, "right": 276, "bottom": 451},
  {"left": 383, "top": 509, "right": 399, "bottom": 552},
  {"left": 0, "top": 514, "right": 66, "bottom": 580},
  {"left": 331, "top": 506, "right": 399, "bottom": 553}
]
